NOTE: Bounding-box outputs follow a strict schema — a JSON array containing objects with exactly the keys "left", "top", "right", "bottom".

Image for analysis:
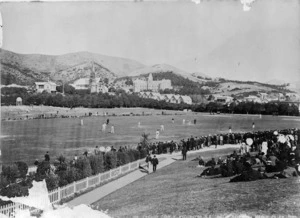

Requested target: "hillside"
[
  {"left": 128, "top": 64, "right": 207, "bottom": 83},
  {"left": 0, "top": 49, "right": 294, "bottom": 97},
  {"left": 0, "top": 49, "right": 145, "bottom": 85},
  {"left": 52, "top": 62, "right": 117, "bottom": 84}
]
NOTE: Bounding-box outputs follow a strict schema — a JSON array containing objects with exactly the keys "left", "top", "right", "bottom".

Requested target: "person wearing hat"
[
  {"left": 145, "top": 154, "right": 152, "bottom": 174},
  {"left": 152, "top": 155, "right": 159, "bottom": 172}
]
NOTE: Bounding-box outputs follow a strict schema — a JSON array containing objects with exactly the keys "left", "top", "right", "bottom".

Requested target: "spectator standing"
[
  {"left": 44, "top": 151, "right": 50, "bottom": 162},
  {"left": 152, "top": 155, "right": 159, "bottom": 172},
  {"left": 182, "top": 146, "right": 187, "bottom": 160},
  {"left": 146, "top": 154, "right": 152, "bottom": 174}
]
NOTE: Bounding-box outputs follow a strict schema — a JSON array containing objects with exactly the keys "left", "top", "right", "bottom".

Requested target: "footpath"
[{"left": 67, "top": 144, "right": 240, "bottom": 207}]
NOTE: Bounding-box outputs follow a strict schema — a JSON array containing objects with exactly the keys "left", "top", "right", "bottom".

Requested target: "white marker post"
[{"left": 81, "top": 119, "right": 83, "bottom": 126}]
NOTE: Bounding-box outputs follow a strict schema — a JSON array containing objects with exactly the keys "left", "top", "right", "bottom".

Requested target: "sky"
[{"left": 0, "top": 0, "right": 299, "bottom": 82}]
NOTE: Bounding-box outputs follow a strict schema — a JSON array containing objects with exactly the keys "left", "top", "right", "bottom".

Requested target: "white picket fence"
[{"left": 0, "top": 159, "right": 143, "bottom": 217}]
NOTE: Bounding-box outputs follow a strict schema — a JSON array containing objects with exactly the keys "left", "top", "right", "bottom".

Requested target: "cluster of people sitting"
[{"left": 196, "top": 128, "right": 300, "bottom": 182}]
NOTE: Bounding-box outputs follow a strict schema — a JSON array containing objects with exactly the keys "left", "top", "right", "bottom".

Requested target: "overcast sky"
[{"left": 1, "top": 0, "right": 299, "bottom": 82}]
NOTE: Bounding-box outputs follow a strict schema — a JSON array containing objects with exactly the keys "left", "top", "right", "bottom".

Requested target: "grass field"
[
  {"left": 1, "top": 106, "right": 300, "bottom": 165},
  {"left": 93, "top": 149, "right": 300, "bottom": 217}
]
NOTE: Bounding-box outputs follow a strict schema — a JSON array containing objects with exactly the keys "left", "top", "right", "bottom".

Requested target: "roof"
[
  {"left": 35, "top": 81, "right": 57, "bottom": 86},
  {"left": 180, "top": 95, "right": 192, "bottom": 101}
]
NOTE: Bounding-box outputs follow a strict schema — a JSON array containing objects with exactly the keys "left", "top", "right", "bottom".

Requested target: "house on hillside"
[
  {"left": 35, "top": 81, "right": 57, "bottom": 93},
  {"left": 244, "top": 95, "right": 261, "bottom": 103},
  {"left": 214, "top": 95, "right": 233, "bottom": 104},
  {"left": 70, "top": 78, "right": 90, "bottom": 90},
  {"left": 278, "top": 93, "right": 286, "bottom": 101},
  {"left": 163, "top": 94, "right": 174, "bottom": 103},
  {"left": 179, "top": 95, "right": 192, "bottom": 105},
  {"left": 149, "top": 92, "right": 163, "bottom": 101}
]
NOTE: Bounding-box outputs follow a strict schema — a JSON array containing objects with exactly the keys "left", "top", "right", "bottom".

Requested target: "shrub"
[
  {"left": 139, "top": 149, "right": 147, "bottom": 159},
  {"left": 0, "top": 175, "right": 9, "bottom": 189},
  {"left": 126, "top": 151, "right": 135, "bottom": 163},
  {"left": 45, "top": 173, "right": 59, "bottom": 191},
  {"left": 15, "top": 161, "right": 28, "bottom": 179},
  {"left": 88, "top": 155, "right": 104, "bottom": 175},
  {"left": 116, "top": 152, "right": 126, "bottom": 166},
  {"left": 66, "top": 167, "right": 82, "bottom": 182},
  {"left": 75, "top": 158, "right": 92, "bottom": 179},
  {"left": 0, "top": 183, "right": 29, "bottom": 198},
  {"left": 2, "top": 164, "right": 20, "bottom": 183},
  {"left": 104, "top": 152, "right": 117, "bottom": 170},
  {"left": 36, "top": 161, "right": 51, "bottom": 177}
]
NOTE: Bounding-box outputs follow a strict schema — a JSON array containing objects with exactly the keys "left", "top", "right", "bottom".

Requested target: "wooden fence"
[{"left": 0, "top": 159, "right": 145, "bottom": 217}]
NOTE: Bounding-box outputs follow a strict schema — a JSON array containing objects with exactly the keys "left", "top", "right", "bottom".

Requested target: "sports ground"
[
  {"left": 1, "top": 106, "right": 300, "bottom": 165},
  {"left": 1, "top": 106, "right": 300, "bottom": 217}
]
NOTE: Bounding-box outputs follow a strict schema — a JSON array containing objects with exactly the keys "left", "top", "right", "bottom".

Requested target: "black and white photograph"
[{"left": 0, "top": 0, "right": 300, "bottom": 217}]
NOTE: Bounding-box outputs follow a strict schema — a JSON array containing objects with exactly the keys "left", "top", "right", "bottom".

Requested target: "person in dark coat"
[
  {"left": 152, "top": 155, "right": 159, "bottom": 172},
  {"left": 44, "top": 151, "right": 50, "bottom": 162},
  {"left": 182, "top": 146, "right": 187, "bottom": 160}
]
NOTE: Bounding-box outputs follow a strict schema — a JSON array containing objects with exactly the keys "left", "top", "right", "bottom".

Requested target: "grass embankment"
[{"left": 94, "top": 148, "right": 300, "bottom": 217}]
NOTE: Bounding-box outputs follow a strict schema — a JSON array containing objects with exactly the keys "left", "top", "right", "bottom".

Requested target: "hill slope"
[{"left": 0, "top": 49, "right": 145, "bottom": 85}]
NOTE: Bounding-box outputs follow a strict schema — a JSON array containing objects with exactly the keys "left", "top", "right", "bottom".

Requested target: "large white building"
[
  {"left": 133, "top": 73, "right": 172, "bottom": 92},
  {"left": 35, "top": 81, "right": 57, "bottom": 93}
]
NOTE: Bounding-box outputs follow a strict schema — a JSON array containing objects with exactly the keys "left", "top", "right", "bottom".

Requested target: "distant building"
[
  {"left": 179, "top": 95, "right": 193, "bottom": 105},
  {"left": 133, "top": 73, "right": 172, "bottom": 92},
  {"left": 16, "top": 97, "right": 22, "bottom": 106},
  {"left": 35, "top": 81, "right": 57, "bottom": 93},
  {"left": 70, "top": 62, "right": 109, "bottom": 93},
  {"left": 214, "top": 95, "right": 233, "bottom": 104},
  {"left": 244, "top": 95, "right": 261, "bottom": 103},
  {"left": 138, "top": 92, "right": 192, "bottom": 105},
  {"left": 278, "top": 93, "right": 286, "bottom": 101}
]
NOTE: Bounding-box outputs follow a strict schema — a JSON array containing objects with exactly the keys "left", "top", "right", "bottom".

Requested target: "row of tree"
[
  {"left": 1, "top": 87, "right": 299, "bottom": 116},
  {"left": 0, "top": 148, "right": 148, "bottom": 206}
]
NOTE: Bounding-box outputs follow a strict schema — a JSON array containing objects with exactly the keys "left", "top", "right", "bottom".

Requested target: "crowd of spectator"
[{"left": 194, "top": 128, "right": 300, "bottom": 182}]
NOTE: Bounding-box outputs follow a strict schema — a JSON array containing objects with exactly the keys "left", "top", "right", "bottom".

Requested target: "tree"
[
  {"left": 140, "top": 132, "right": 150, "bottom": 150},
  {"left": 75, "top": 158, "right": 92, "bottom": 179},
  {"left": 88, "top": 155, "right": 104, "bottom": 175},
  {"left": 104, "top": 152, "right": 118, "bottom": 171},
  {"left": 2, "top": 164, "right": 20, "bottom": 183},
  {"left": 15, "top": 162, "right": 28, "bottom": 179}
]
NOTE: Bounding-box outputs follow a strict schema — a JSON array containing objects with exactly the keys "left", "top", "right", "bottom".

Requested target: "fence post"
[
  {"left": 57, "top": 187, "right": 61, "bottom": 202},
  {"left": 109, "top": 169, "right": 112, "bottom": 180},
  {"left": 73, "top": 181, "right": 76, "bottom": 195},
  {"left": 86, "top": 177, "right": 89, "bottom": 189}
]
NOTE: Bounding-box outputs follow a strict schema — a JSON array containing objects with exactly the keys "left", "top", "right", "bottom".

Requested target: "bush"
[
  {"left": 139, "top": 149, "right": 147, "bottom": 159},
  {"left": 0, "top": 183, "right": 29, "bottom": 198},
  {"left": 36, "top": 161, "right": 51, "bottom": 177},
  {"left": 126, "top": 151, "right": 135, "bottom": 163},
  {"left": 116, "top": 152, "right": 127, "bottom": 166},
  {"left": 2, "top": 164, "right": 20, "bottom": 183},
  {"left": 130, "top": 149, "right": 141, "bottom": 161},
  {"left": 0, "top": 175, "right": 9, "bottom": 189},
  {"left": 88, "top": 155, "right": 104, "bottom": 175},
  {"left": 104, "top": 152, "right": 117, "bottom": 170},
  {"left": 45, "top": 173, "right": 59, "bottom": 191},
  {"left": 15, "top": 161, "right": 28, "bottom": 179},
  {"left": 75, "top": 158, "right": 92, "bottom": 179}
]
